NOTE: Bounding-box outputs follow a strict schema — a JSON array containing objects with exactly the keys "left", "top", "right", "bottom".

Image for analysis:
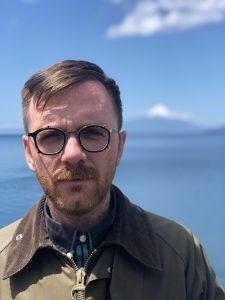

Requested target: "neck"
[{"left": 47, "top": 193, "right": 111, "bottom": 232}]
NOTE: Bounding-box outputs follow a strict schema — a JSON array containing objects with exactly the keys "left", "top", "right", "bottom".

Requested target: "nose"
[{"left": 60, "top": 135, "right": 87, "bottom": 164}]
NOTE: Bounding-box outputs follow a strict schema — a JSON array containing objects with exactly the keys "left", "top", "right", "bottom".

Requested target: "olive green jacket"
[{"left": 0, "top": 186, "right": 224, "bottom": 300}]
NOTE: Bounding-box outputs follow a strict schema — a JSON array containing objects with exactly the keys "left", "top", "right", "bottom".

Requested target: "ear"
[
  {"left": 22, "top": 135, "right": 36, "bottom": 172},
  {"left": 116, "top": 130, "right": 127, "bottom": 166}
]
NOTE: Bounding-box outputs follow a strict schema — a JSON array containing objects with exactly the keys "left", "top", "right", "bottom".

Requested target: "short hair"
[{"left": 22, "top": 60, "right": 123, "bottom": 132}]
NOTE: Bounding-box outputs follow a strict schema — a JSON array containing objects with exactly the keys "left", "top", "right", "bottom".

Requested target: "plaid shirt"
[{"left": 44, "top": 191, "right": 117, "bottom": 268}]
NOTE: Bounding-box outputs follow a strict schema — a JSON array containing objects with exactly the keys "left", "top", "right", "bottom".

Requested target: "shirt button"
[
  {"left": 79, "top": 235, "right": 87, "bottom": 243},
  {"left": 67, "top": 252, "right": 73, "bottom": 259}
]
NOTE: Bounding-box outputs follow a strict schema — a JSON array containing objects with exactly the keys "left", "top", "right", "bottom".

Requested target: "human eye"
[
  {"left": 82, "top": 126, "right": 107, "bottom": 139},
  {"left": 37, "top": 129, "right": 63, "bottom": 145}
]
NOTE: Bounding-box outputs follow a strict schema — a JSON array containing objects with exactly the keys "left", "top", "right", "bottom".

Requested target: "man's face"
[{"left": 23, "top": 81, "right": 126, "bottom": 217}]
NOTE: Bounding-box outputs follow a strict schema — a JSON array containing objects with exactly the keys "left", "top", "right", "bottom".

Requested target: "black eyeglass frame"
[{"left": 28, "top": 124, "right": 119, "bottom": 155}]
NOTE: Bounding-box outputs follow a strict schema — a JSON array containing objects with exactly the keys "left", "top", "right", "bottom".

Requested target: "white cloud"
[
  {"left": 146, "top": 104, "right": 192, "bottom": 121},
  {"left": 106, "top": 0, "right": 225, "bottom": 38}
]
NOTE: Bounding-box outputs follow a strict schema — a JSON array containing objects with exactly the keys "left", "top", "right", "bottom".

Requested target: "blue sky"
[{"left": 1, "top": 0, "right": 225, "bottom": 130}]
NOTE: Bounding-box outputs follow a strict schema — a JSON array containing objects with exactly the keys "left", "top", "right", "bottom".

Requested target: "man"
[{"left": 0, "top": 60, "right": 224, "bottom": 300}]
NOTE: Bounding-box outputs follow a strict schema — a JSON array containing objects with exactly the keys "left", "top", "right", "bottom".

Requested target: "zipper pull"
[{"left": 74, "top": 268, "right": 86, "bottom": 291}]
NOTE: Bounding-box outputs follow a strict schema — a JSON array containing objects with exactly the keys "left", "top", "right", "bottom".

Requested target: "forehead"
[{"left": 28, "top": 81, "right": 117, "bottom": 130}]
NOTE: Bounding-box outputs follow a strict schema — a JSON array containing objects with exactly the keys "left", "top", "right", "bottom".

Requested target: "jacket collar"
[
  {"left": 3, "top": 186, "right": 161, "bottom": 279},
  {"left": 3, "top": 197, "right": 53, "bottom": 279},
  {"left": 106, "top": 186, "right": 161, "bottom": 271}
]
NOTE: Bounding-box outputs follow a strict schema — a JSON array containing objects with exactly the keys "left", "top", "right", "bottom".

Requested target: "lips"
[{"left": 57, "top": 177, "right": 93, "bottom": 183}]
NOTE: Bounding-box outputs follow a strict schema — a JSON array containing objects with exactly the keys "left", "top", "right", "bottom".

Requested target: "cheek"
[
  {"left": 97, "top": 150, "right": 118, "bottom": 172},
  {"left": 33, "top": 155, "right": 57, "bottom": 177}
]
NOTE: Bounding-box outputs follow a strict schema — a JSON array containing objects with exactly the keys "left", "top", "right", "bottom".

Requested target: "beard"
[{"left": 35, "top": 162, "right": 115, "bottom": 216}]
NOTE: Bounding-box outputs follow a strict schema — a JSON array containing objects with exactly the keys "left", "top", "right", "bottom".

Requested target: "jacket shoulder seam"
[
  {"left": 0, "top": 237, "right": 13, "bottom": 253},
  {"left": 145, "top": 212, "right": 192, "bottom": 266},
  {"left": 0, "top": 219, "right": 21, "bottom": 253},
  {"left": 155, "top": 232, "right": 186, "bottom": 266}
]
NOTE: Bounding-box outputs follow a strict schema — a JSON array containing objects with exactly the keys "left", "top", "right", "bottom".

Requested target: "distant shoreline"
[
  {"left": 0, "top": 131, "right": 224, "bottom": 139},
  {"left": 0, "top": 133, "right": 23, "bottom": 137}
]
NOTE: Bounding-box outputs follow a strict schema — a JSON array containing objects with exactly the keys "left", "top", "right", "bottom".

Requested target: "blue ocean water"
[{"left": 0, "top": 134, "right": 224, "bottom": 287}]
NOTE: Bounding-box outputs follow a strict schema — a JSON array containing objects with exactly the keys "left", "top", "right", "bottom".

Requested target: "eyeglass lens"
[{"left": 35, "top": 126, "right": 110, "bottom": 154}]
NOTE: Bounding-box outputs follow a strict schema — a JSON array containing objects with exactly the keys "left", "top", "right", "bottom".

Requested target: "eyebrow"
[{"left": 44, "top": 123, "right": 109, "bottom": 132}]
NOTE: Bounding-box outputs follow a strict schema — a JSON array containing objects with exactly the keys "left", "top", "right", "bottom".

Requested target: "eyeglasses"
[{"left": 28, "top": 124, "right": 119, "bottom": 155}]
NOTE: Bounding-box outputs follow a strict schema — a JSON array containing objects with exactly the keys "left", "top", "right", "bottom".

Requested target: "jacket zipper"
[{"left": 66, "top": 249, "right": 98, "bottom": 300}]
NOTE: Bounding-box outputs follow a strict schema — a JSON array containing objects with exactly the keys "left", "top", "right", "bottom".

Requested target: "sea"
[{"left": 0, "top": 133, "right": 224, "bottom": 288}]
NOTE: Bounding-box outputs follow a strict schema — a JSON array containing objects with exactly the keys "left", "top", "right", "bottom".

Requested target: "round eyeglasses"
[{"left": 28, "top": 125, "right": 119, "bottom": 155}]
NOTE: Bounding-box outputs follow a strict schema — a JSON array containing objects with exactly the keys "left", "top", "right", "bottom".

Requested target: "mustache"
[{"left": 53, "top": 165, "right": 98, "bottom": 182}]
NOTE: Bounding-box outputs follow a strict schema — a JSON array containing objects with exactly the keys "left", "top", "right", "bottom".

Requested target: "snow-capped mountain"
[{"left": 124, "top": 104, "right": 203, "bottom": 135}]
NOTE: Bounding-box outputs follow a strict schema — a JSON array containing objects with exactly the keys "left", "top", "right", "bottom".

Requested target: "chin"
[
  {"left": 50, "top": 189, "right": 98, "bottom": 216},
  {"left": 46, "top": 178, "right": 110, "bottom": 216},
  {"left": 56, "top": 199, "right": 97, "bottom": 216}
]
